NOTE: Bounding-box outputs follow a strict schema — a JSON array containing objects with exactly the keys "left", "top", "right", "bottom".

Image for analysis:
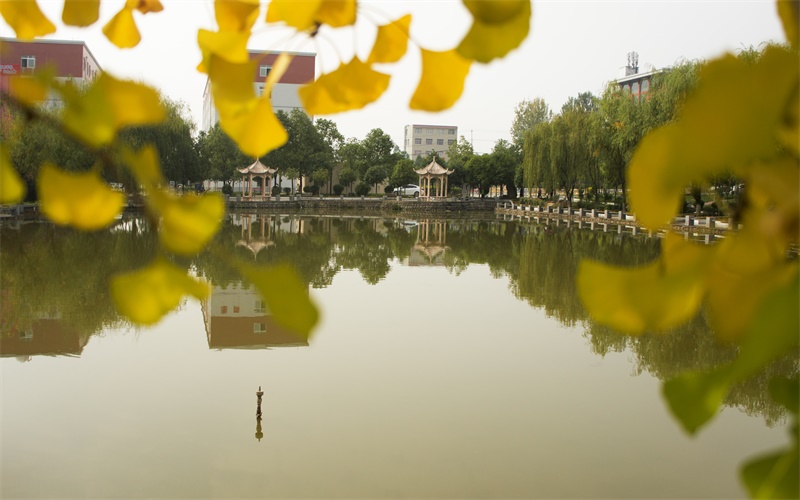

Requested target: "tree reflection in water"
[{"left": 1, "top": 213, "right": 796, "bottom": 425}]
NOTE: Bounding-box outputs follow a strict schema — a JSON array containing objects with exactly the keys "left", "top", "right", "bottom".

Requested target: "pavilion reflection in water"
[{"left": 405, "top": 220, "right": 450, "bottom": 266}]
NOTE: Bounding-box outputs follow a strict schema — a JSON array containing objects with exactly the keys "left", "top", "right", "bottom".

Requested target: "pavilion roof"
[
  {"left": 415, "top": 159, "right": 453, "bottom": 176},
  {"left": 238, "top": 159, "right": 277, "bottom": 175}
]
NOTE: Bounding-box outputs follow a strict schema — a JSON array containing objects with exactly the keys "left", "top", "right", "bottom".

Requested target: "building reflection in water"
[
  {"left": 0, "top": 312, "right": 90, "bottom": 360},
  {"left": 202, "top": 214, "right": 310, "bottom": 350},
  {"left": 407, "top": 219, "right": 450, "bottom": 266}
]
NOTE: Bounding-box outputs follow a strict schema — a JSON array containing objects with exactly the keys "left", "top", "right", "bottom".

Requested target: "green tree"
[
  {"left": 315, "top": 118, "right": 344, "bottom": 193},
  {"left": 510, "top": 97, "right": 552, "bottom": 147},
  {"left": 363, "top": 165, "right": 388, "bottom": 194},
  {"left": 389, "top": 158, "right": 417, "bottom": 189}
]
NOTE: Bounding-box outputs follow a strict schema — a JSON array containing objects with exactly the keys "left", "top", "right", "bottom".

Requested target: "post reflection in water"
[{"left": 0, "top": 213, "right": 796, "bottom": 498}]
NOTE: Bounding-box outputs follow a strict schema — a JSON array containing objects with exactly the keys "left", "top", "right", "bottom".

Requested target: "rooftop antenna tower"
[{"left": 626, "top": 52, "right": 639, "bottom": 76}]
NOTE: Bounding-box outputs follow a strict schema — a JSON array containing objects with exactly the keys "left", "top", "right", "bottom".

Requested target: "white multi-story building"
[
  {"left": 201, "top": 49, "right": 316, "bottom": 132},
  {"left": 403, "top": 124, "right": 458, "bottom": 161}
]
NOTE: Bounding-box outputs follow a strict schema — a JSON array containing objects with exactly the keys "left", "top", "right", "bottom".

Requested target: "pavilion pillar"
[{"left": 261, "top": 175, "right": 266, "bottom": 200}]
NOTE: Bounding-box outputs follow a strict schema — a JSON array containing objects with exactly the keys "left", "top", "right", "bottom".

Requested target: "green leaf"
[
  {"left": 740, "top": 442, "right": 799, "bottom": 499},
  {"left": 239, "top": 263, "right": 319, "bottom": 339},
  {"left": 662, "top": 274, "right": 799, "bottom": 435},
  {"left": 731, "top": 272, "right": 800, "bottom": 378},
  {"left": 662, "top": 367, "right": 732, "bottom": 435}
]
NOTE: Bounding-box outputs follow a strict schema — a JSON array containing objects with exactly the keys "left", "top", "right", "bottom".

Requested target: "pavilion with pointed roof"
[
  {"left": 238, "top": 159, "right": 277, "bottom": 200},
  {"left": 415, "top": 159, "right": 454, "bottom": 199}
]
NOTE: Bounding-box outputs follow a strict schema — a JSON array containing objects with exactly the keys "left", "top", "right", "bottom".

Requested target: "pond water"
[{"left": 1, "top": 213, "right": 795, "bottom": 498}]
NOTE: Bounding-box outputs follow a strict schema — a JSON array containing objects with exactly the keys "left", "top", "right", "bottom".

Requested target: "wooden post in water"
[{"left": 256, "top": 386, "right": 264, "bottom": 419}]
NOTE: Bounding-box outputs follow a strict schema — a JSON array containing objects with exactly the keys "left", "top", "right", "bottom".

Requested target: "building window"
[
  {"left": 253, "top": 323, "right": 267, "bottom": 333},
  {"left": 415, "top": 127, "right": 421, "bottom": 133},
  {"left": 221, "top": 306, "right": 228, "bottom": 314},
  {"left": 641, "top": 80, "right": 649, "bottom": 92},
  {"left": 448, "top": 129, "right": 455, "bottom": 135},
  {"left": 233, "top": 306, "right": 240, "bottom": 313},
  {"left": 437, "top": 139, "right": 444, "bottom": 145},
  {"left": 414, "top": 149, "right": 421, "bottom": 155},
  {"left": 632, "top": 82, "right": 640, "bottom": 94},
  {"left": 21, "top": 56, "right": 35, "bottom": 70},
  {"left": 426, "top": 128, "right": 432, "bottom": 134},
  {"left": 255, "top": 300, "right": 266, "bottom": 313},
  {"left": 260, "top": 65, "right": 271, "bottom": 78},
  {"left": 448, "top": 139, "right": 455, "bottom": 145},
  {"left": 426, "top": 138, "right": 432, "bottom": 145},
  {"left": 414, "top": 138, "right": 421, "bottom": 144}
]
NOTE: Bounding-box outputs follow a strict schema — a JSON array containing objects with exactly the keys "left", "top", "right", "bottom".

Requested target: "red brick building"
[{"left": 0, "top": 37, "right": 101, "bottom": 95}]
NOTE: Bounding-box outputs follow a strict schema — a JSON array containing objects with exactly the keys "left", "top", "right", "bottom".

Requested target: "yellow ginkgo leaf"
[
  {"left": 122, "top": 145, "right": 165, "bottom": 188},
  {"left": 153, "top": 190, "right": 225, "bottom": 256},
  {"left": 0, "top": 147, "right": 26, "bottom": 204},
  {"left": 215, "top": 0, "right": 260, "bottom": 32},
  {"left": 207, "top": 54, "right": 258, "bottom": 117},
  {"left": 463, "top": 0, "right": 528, "bottom": 24},
  {"left": 238, "top": 263, "right": 319, "bottom": 339},
  {"left": 265, "top": 52, "right": 293, "bottom": 90},
  {"left": 111, "top": 259, "right": 210, "bottom": 325},
  {"left": 104, "top": 75, "right": 166, "bottom": 129},
  {"left": 220, "top": 97, "right": 288, "bottom": 158},
  {"left": 577, "top": 233, "right": 712, "bottom": 335},
  {"left": 37, "top": 164, "right": 124, "bottom": 231},
  {"left": 102, "top": 5, "right": 141, "bottom": 48},
  {"left": 679, "top": 48, "right": 798, "bottom": 172},
  {"left": 706, "top": 258, "right": 798, "bottom": 342},
  {"left": 299, "top": 58, "right": 390, "bottom": 115},
  {"left": 197, "top": 29, "right": 251, "bottom": 73},
  {"left": 0, "top": 0, "right": 56, "bottom": 39},
  {"left": 265, "top": 0, "right": 321, "bottom": 30},
  {"left": 316, "top": 0, "right": 356, "bottom": 28},
  {"left": 367, "top": 14, "right": 411, "bottom": 64},
  {"left": 129, "top": 0, "right": 163, "bottom": 14},
  {"left": 7, "top": 74, "right": 48, "bottom": 106},
  {"left": 62, "top": 74, "right": 165, "bottom": 147},
  {"left": 457, "top": 0, "right": 530, "bottom": 63},
  {"left": 62, "top": 0, "right": 100, "bottom": 26},
  {"left": 628, "top": 124, "right": 689, "bottom": 230},
  {"left": 629, "top": 47, "right": 798, "bottom": 230},
  {"left": 409, "top": 49, "right": 471, "bottom": 112}
]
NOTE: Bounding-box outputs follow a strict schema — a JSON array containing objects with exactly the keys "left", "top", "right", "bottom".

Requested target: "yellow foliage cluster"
[
  {"left": 577, "top": 2, "right": 798, "bottom": 495},
  {"left": 0, "top": 0, "right": 531, "bottom": 333}
]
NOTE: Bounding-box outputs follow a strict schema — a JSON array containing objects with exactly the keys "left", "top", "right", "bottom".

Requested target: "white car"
[{"left": 392, "top": 184, "right": 420, "bottom": 197}]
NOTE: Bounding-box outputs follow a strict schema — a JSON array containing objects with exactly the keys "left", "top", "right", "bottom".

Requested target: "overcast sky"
[{"left": 1, "top": 0, "right": 786, "bottom": 153}]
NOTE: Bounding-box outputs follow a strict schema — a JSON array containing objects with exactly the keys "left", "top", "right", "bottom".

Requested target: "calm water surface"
[{"left": 1, "top": 213, "right": 794, "bottom": 498}]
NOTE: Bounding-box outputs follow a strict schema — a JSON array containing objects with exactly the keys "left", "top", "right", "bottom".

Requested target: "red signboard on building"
[{"left": 0, "top": 64, "right": 20, "bottom": 75}]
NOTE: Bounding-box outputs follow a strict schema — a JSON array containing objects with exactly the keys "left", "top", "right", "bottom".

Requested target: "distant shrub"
[
  {"left": 222, "top": 184, "right": 233, "bottom": 195},
  {"left": 333, "top": 184, "right": 344, "bottom": 196},
  {"left": 271, "top": 185, "right": 281, "bottom": 196},
  {"left": 355, "top": 182, "right": 370, "bottom": 196}
]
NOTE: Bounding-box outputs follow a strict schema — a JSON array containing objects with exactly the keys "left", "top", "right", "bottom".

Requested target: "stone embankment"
[
  {"left": 227, "top": 196, "right": 497, "bottom": 215},
  {"left": 496, "top": 201, "right": 732, "bottom": 236}
]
